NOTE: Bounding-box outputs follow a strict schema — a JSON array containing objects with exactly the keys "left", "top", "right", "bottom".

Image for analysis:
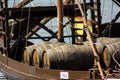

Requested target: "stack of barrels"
[
  {"left": 96, "top": 37, "right": 120, "bottom": 69},
  {"left": 43, "top": 44, "right": 94, "bottom": 70},
  {"left": 23, "top": 42, "right": 66, "bottom": 67},
  {"left": 22, "top": 37, "right": 120, "bottom": 71},
  {"left": 82, "top": 37, "right": 120, "bottom": 69}
]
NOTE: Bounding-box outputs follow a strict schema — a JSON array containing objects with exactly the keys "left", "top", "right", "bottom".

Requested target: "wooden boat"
[
  {"left": 0, "top": 0, "right": 120, "bottom": 80},
  {"left": 0, "top": 54, "right": 91, "bottom": 80}
]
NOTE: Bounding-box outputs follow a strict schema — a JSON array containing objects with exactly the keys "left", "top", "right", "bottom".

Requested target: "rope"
[
  {"left": 75, "top": 0, "right": 105, "bottom": 79},
  {"left": 26, "top": 0, "right": 32, "bottom": 46},
  {"left": 101, "top": 0, "right": 105, "bottom": 22},
  {"left": 53, "top": 0, "right": 64, "bottom": 26},
  {"left": 13, "top": 1, "right": 24, "bottom": 60},
  {"left": 112, "top": 49, "right": 120, "bottom": 68},
  {"left": 108, "top": 1, "right": 114, "bottom": 37}
]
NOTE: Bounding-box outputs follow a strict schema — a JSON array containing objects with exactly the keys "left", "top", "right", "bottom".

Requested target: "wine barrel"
[
  {"left": 83, "top": 37, "right": 120, "bottom": 46},
  {"left": 82, "top": 41, "right": 104, "bottom": 56},
  {"left": 95, "top": 37, "right": 120, "bottom": 67},
  {"left": 94, "top": 43, "right": 106, "bottom": 68},
  {"left": 82, "top": 38, "right": 120, "bottom": 68},
  {"left": 103, "top": 41, "right": 120, "bottom": 68},
  {"left": 82, "top": 41, "right": 105, "bottom": 68},
  {"left": 32, "top": 42, "right": 66, "bottom": 67},
  {"left": 23, "top": 41, "right": 51, "bottom": 65},
  {"left": 82, "top": 41, "right": 89, "bottom": 46},
  {"left": 43, "top": 44, "right": 94, "bottom": 71},
  {"left": 95, "top": 37, "right": 120, "bottom": 46}
]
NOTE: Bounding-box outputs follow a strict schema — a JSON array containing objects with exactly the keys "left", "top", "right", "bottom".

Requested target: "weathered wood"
[
  {"left": 23, "top": 42, "right": 51, "bottom": 65},
  {"left": 43, "top": 44, "right": 94, "bottom": 70},
  {"left": 103, "top": 41, "right": 120, "bottom": 68},
  {"left": 75, "top": 0, "right": 105, "bottom": 79},
  {"left": 25, "top": 0, "right": 74, "bottom": 39},
  {"left": 57, "top": 0, "right": 64, "bottom": 42},
  {"left": 25, "top": 17, "right": 53, "bottom": 39},
  {"left": 36, "top": 67, "right": 90, "bottom": 79},
  {"left": 0, "top": 2, "right": 93, "bottom": 19},
  {"left": 1, "top": 54, "right": 120, "bottom": 79},
  {"left": 0, "top": 4, "right": 81, "bottom": 18},
  {"left": 32, "top": 42, "right": 65, "bottom": 67},
  {"left": 0, "top": 54, "right": 91, "bottom": 80}
]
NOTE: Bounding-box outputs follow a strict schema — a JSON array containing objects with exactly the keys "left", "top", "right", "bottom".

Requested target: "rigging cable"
[
  {"left": 26, "top": 0, "right": 32, "bottom": 46},
  {"left": 53, "top": 0, "right": 64, "bottom": 26},
  {"left": 49, "top": 0, "right": 54, "bottom": 42},
  {"left": 75, "top": 0, "right": 105, "bottom": 79},
  {"left": 0, "top": 1, "right": 4, "bottom": 71},
  {"left": 101, "top": 0, "right": 105, "bottom": 21},
  {"left": 13, "top": 0, "right": 24, "bottom": 60},
  {"left": 101, "top": 0, "right": 114, "bottom": 37},
  {"left": 108, "top": 1, "right": 114, "bottom": 37},
  {"left": 112, "top": 49, "right": 120, "bottom": 68},
  {"left": 65, "top": 0, "right": 73, "bottom": 44}
]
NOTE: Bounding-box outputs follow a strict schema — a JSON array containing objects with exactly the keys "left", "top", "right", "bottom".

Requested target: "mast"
[
  {"left": 1, "top": 0, "right": 10, "bottom": 56},
  {"left": 57, "top": 0, "right": 64, "bottom": 42},
  {"left": 75, "top": 0, "right": 105, "bottom": 79},
  {"left": 25, "top": 0, "right": 73, "bottom": 39}
]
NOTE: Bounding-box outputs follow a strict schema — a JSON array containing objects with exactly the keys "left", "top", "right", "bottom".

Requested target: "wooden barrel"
[
  {"left": 82, "top": 41, "right": 105, "bottom": 68},
  {"left": 82, "top": 41, "right": 104, "bottom": 55},
  {"left": 43, "top": 44, "right": 94, "bottom": 71},
  {"left": 102, "top": 41, "right": 120, "bottom": 68},
  {"left": 83, "top": 37, "right": 120, "bottom": 46},
  {"left": 23, "top": 41, "right": 51, "bottom": 65},
  {"left": 32, "top": 42, "right": 66, "bottom": 67},
  {"left": 82, "top": 38, "right": 120, "bottom": 68},
  {"left": 95, "top": 37, "right": 120, "bottom": 46},
  {"left": 95, "top": 37, "right": 120, "bottom": 68},
  {"left": 94, "top": 43, "right": 106, "bottom": 68},
  {"left": 82, "top": 41, "right": 89, "bottom": 46}
]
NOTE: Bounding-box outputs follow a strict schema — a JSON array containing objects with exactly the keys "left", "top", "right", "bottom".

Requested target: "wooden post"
[
  {"left": 25, "top": 0, "right": 72, "bottom": 39},
  {"left": 96, "top": 0, "right": 102, "bottom": 36},
  {"left": 75, "top": 0, "right": 105, "bottom": 79},
  {"left": 5, "top": 0, "right": 10, "bottom": 57},
  {"left": 0, "top": 0, "right": 10, "bottom": 56},
  {"left": 57, "top": 0, "right": 64, "bottom": 42}
]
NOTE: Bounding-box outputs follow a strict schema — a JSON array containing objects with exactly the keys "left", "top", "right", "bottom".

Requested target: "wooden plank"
[
  {"left": 25, "top": 0, "right": 73, "bottom": 39},
  {"left": 36, "top": 68, "right": 90, "bottom": 79},
  {"left": 76, "top": 0, "right": 105, "bottom": 79},
  {"left": 0, "top": 3, "right": 92, "bottom": 19},
  {"left": 5, "top": 5, "right": 79, "bottom": 18},
  {"left": 0, "top": 54, "right": 90, "bottom": 80}
]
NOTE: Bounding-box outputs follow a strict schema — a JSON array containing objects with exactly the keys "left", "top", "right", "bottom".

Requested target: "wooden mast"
[
  {"left": 75, "top": 0, "right": 105, "bottom": 79},
  {"left": 1, "top": 0, "right": 10, "bottom": 56},
  {"left": 25, "top": 0, "right": 72, "bottom": 39},
  {"left": 57, "top": 0, "right": 64, "bottom": 42}
]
